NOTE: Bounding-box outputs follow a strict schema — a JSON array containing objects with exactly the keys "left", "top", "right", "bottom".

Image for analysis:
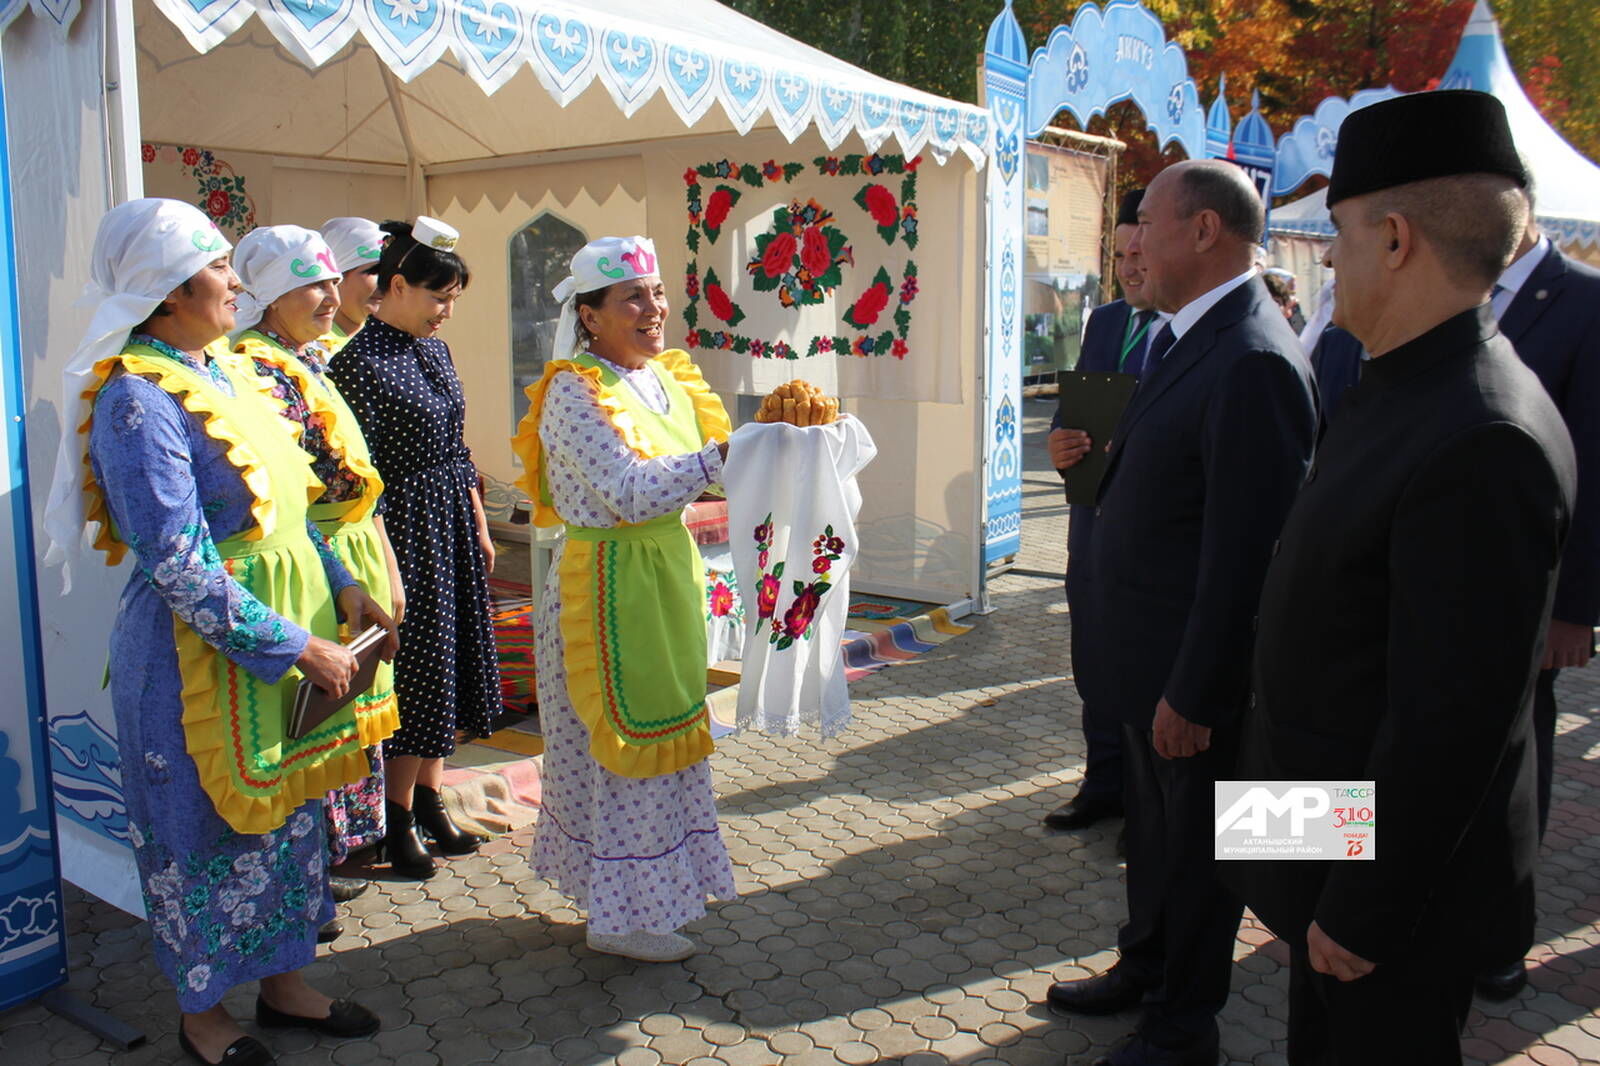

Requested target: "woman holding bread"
[{"left": 512, "top": 236, "right": 737, "bottom": 962}]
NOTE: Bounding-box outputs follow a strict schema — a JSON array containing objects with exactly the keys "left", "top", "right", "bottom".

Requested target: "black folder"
[
  {"left": 1056, "top": 369, "right": 1139, "bottom": 505},
  {"left": 288, "top": 625, "right": 389, "bottom": 740}
]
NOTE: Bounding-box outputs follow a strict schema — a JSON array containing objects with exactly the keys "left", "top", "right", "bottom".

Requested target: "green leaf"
[
  {"left": 793, "top": 580, "right": 805, "bottom": 595},
  {"left": 773, "top": 560, "right": 785, "bottom": 578},
  {"left": 684, "top": 304, "right": 698, "bottom": 328}
]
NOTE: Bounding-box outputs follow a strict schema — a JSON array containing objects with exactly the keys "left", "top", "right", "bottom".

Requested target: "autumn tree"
[{"left": 733, "top": 1, "right": 1598, "bottom": 190}]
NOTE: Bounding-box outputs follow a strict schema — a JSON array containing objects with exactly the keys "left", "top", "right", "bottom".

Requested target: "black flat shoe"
[
  {"left": 178, "top": 1025, "right": 275, "bottom": 1065},
  {"left": 1046, "top": 965, "right": 1147, "bottom": 1015},
  {"left": 1475, "top": 960, "right": 1529, "bottom": 1001},
  {"left": 255, "top": 996, "right": 380, "bottom": 1039},
  {"left": 1042, "top": 793, "right": 1123, "bottom": 831},
  {"left": 412, "top": 784, "right": 486, "bottom": 855},
  {"left": 316, "top": 919, "right": 343, "bottom": 944},
  {"left": 328, "top": 876, "right": 370, "bottom": 902},
  {"left": 377, "top": 800, "right": 436, "bottom": 879}
]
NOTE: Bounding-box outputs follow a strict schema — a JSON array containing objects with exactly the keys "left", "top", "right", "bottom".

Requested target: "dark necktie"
[{"left": 1141, "top": 323, "right": 1176, "bottom": 383}]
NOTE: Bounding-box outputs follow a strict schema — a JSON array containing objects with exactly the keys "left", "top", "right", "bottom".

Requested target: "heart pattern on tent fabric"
[
  {"left": 861, "top": 93, "right": 894, "bottom": 130},
  {"left": 818, "top": 86, "right": 856, "bottom": 143},
  {"left": 456, "top": 0, "right": 521, "bottom": 68},
  {"left": 281, "top": 0, "right": 342, "bottom": 34},
  {"left": 534, "top": 13, "right": 590, "bottom": 77},
  {"left": 934, "top": 107, "right": 961, "bottom": 144},
  {"left": 772, "top": 71, "right": 813, "bottom": 120},
  {"left": 367, "top": 0, "right": 442, "bottom": 52},
  {"left": 721, "top": 62, "right": 765, "bottom": 122},
  {"left": 665, "top": 44, "right": 712, "bottom": 102},
  {"left": 965, "top": 112, "right": 990, "bottom": 146},
  {"left": 603, "top": 30, "right": 656, "bottom": 95},
  {"left": 897, "top": 100, "right": 927, "bottom": 144}
]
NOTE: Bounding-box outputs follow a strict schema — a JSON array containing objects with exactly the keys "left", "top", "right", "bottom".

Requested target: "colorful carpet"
[{"left": 489, "top": 577, "right": 536, "bottom": 711}]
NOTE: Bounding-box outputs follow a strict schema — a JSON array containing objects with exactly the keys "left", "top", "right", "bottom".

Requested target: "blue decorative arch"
[
  {"left": 1024, "top": 0, "right": 1205, "bottom": 159},
  {"left": 1271, "top": 86, "right": 1400, "bottom": 197}
]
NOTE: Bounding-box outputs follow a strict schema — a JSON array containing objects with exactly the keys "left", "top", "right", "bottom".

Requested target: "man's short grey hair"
[
  {"left": 1172, "top": 162, "right": 1265, "bottom": 245},
  {"left": 1365, "top": 173, "right": 1528, "bottom": 287}
]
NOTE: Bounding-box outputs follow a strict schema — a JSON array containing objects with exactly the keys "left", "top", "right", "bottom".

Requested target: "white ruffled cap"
[
  {"left": 42, "top": 198, "right": 234, "bottom": 591},
  {"left": 231, "top": 225, "right": 342, "bottom": 335},
  {"left": 550, "top": 235, "right": 660, "bottom": 362},
  {"left": 320, "top": 216, "right": 386, "bottom": 274}
]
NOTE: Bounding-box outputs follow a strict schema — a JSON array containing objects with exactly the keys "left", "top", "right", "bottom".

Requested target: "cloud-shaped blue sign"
[
  {"left": 1025, "top": 0, "right": 1205, "bottom": 159},
  {"left": 1272, "top": 86, "right": 1402, "bottom": 196}
]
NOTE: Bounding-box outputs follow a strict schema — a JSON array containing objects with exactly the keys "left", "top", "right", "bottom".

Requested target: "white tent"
[
  {"left": 6, "top": 0, "right": 997, "bottom": 911},
  {"left": 1270, "top": 0, "right": 1600, "bottom": 270}
]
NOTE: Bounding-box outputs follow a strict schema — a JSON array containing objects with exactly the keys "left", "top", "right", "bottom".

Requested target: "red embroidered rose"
[
  {"left": 761, "top": 232, "right": 797, "bottom": 279},
  {"left": 182, "top": 148, "right": 201, "bottom": 166},
  {"left": 141, "top": 144, "right": 156, "bottom": 163},
  {"left": 782, "top": 587, "right": 823, "bottom": 640},
  {"left": 864, "top": 184, "right": 899, "bottom": 228},
  {"left": 800, "top": 225, "right": 831, "bottom": 277},
  {"left": 891, "top": 338, "right": 909, "bottom": 359},
  {"left": 705, "top": 284, "right": 736, "bottom": 323},
  {"left": 709, "top": 582, "right": 734, "bottom": 617},
  {"left": 685, "top": 330, "right": 701, "bottom": 348},
  {"left": 812, "top": 556, "right": 831, "bottom": 575},
  {"left": 827, "top": 536, "right": 845, "bottom": 553},
  {"left": 705, "top": 188, "right": 735, "bottom": 231},
  {"left": 684, "top": 168, "right": 698, "bottom": 185},
  {"left": 205, "top": 190, "right": 232, "bottom": 218},
  {"left": 849, "top": 282, "right": 890, "bottom": 326},
  {"left": 757, "top": 574, "right": 781, "bottom": 619}
]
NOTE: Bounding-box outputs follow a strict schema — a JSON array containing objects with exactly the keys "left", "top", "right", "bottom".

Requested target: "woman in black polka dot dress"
[{"left": 328, "top": 218, "right": 499, "bottom": 879}]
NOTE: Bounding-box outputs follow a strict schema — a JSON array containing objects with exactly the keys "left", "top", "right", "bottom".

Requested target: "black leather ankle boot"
[
  {"left": 378, "top": 800, "right": 436, "bottom": 879},
  {"left": 411, "top": 784, "right": 486, "bottom": 855}
]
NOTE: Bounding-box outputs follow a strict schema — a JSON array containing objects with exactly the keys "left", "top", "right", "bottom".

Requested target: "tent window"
[{"left": 510, "top": 213, "right": 588, "bottom": 432}]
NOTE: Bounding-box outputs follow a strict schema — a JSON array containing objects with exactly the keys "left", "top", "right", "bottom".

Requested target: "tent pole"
[
  {"left": 103, "top": 0, "right": 143, "bottom": 205},
  {"left": 377, "top": 60, "right": 425, "bottom": 218}
]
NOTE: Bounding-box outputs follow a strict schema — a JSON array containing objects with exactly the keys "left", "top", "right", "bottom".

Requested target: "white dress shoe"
[{"left": 585, "top": 930, "right": 696, "bottom": 962}]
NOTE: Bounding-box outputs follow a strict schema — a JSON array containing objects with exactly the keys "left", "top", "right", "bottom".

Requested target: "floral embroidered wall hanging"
[
  {"left": 141, "top": 143, "right": 258, "bottom": 242},
  {"left": 682, "top": 153, "right": 922, "bottom": 361}
]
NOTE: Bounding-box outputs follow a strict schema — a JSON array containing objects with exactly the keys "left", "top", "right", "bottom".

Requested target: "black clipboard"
[
  {"left": 1056, "top": 369, "right": 1138, "bottom": 505},
  {"left": 287, "top": 625, "right": 388, "bottom": 740}
]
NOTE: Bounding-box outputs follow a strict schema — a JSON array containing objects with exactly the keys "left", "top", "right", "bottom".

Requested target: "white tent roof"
[
  {"left": 1271, "top": 1, "right": 1600, "bottom": 248},
  {"left": 139, "top": 0, "right": 990, "bottom": 169}
]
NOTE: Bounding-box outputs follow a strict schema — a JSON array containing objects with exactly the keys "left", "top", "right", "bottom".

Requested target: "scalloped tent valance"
[
  {"left": 134, "top": 0, "right": 988, "bottom": 168},
  {"left": 0, "top": 0, "right": 79, "bottom": 34}
]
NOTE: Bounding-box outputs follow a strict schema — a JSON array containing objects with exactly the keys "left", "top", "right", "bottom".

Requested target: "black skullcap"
[
  {"left": 1328, "top": 90, "right": 1527, "bottom": 207},
  {"left": 1116, "top": 188, "right": 1145, "bottom": 227}
]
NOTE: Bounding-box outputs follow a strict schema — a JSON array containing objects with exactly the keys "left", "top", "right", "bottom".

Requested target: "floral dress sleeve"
[
  {"left": 89, "top": 372, "right": 316, "bottom": 684},
  {"left": 539, "top": 370, "right": 721, "bottom": 525}
]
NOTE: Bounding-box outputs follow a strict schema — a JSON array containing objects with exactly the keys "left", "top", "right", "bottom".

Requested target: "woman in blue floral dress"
[{"left": 45, "top": 200, "right": 393, "bottom": 1066}]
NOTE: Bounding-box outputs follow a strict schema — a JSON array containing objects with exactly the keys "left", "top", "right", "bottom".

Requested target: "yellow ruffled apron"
[
  {"left": 82, "top": 341, "right": 373, "bottom": 834},
  {"left": 230, "top": 332, "right": 399, "bottom": 748},
  {"left": 512, "top": 350, "right": 731, "bottom": 778}
]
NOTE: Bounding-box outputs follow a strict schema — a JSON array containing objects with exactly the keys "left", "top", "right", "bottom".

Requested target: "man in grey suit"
[{"left": 1045, "top": 160, "right": 1317, "bottom": 1066}]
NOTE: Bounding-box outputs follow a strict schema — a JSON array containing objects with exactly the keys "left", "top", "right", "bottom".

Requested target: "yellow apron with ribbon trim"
[
  {"left": 81, "top": 341, "right": 373, "bottom": 834},
  {"left": 511, "top": 350, "right": 731, "bottom": 778},
  {"left": 229, "top": 330, "right": 399, "bottom": 750}
]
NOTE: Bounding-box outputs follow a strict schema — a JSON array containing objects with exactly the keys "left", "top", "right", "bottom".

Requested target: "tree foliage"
[{"left": 730, "top": 0, "right": 1599, "bottom": 192}]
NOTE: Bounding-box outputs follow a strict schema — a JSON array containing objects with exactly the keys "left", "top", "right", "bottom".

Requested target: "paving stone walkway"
[{"left": 3, "top": 397, "right": 1598, "bottom": 1065}]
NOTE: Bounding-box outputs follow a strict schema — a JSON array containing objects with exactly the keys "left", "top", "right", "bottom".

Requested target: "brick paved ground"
[{"left": 3, "top": 397, "right": 1598, "bottom": 1065}]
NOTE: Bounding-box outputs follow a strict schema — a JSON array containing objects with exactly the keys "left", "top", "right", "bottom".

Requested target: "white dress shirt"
[
  {"left": 1169, "top": 268, "right": 1259, "bottom": 342},
  {"left": 1493, "top": 235, "right": 1548, "bottom": 319}
]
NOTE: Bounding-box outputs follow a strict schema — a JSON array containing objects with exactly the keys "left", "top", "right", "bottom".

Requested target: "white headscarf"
[
  {"left": 550, "top": 235, "right": 660, "bottom": 362},
  {"left": 42, "top": 199, "right": 235, "bottom": 590},
  {"left": 320, "top": 216, "right": 386, "bottom": 275},
  {"left": 231, "top": 225, "right": 342, "bottom": 336}
]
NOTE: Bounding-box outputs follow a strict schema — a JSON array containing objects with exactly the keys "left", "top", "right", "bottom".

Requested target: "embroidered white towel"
[{"left": 724, "top": 414, "right": 877, "bottom": 737}]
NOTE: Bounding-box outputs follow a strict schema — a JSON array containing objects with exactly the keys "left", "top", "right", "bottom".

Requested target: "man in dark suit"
[
  {"left": 1044, "top": 160, "right": 1317, "bottom": 1066},
  {"left": 1307, "top": 322, "right": 1365, "bottom": 422},
  {"left": 1230, "top": 91, "right": 1574, "bottom": 1065},
  {"left": 1043, "top": 188, "right": 1167, "bottom": 834}
]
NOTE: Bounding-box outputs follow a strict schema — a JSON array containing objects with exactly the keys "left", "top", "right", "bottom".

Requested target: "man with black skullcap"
[
  {"left": 1230, "top": 90, "right": 1574, "bottom": 1064},
  {"left": 1046, "top": 159, "right": 1316, "bottom": 1066},
  {"left": 1043, "top": 188, "right": 1168, "bottom": 835}
]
